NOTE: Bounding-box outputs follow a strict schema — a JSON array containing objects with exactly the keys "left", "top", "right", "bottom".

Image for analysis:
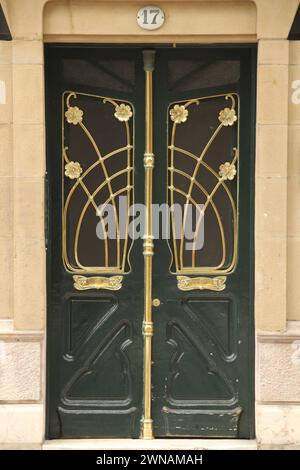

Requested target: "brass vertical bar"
[{"left": 141, "top": 49, "right": 156, "bottom": 440}]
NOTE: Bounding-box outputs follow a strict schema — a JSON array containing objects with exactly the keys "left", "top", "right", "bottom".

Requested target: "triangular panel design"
[{"left": 166, "top": 321, "right": 235, "bottom": 402}]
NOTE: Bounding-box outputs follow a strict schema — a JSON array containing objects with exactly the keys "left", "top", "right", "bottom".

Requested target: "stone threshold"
[{"left": 43, "top": 439, "right": 258, "bottom": 450}]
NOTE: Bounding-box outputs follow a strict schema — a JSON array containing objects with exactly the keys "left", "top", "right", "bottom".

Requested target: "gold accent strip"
[
  {"left": 141, "top": 49, "right": 155, "bottom": 440},
  {"left": 177, "top": 275, "right": 226, "bottom": 292},
  {"left": 73, "top": 275, "right": 123, "bottom": 291}
]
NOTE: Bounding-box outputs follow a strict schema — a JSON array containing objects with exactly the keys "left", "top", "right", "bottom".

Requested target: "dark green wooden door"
[
  {"left": 46, "top": 45, "right": 255, "bottom": 439},
  {"left": 151, "top": 48, "right": 255, "bottom": 438}
]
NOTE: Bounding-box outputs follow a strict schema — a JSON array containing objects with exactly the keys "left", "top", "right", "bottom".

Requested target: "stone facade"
[{"left": 0, "top": 0, "right": 300, "bottom": 448}]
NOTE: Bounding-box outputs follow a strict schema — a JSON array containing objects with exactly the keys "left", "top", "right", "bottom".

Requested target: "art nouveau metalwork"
[
  {"left": 62, "top": 91, "right": 134, "bottom": 274},
  {"left": 169, "top": 104, "right": 189, "bottom": 124},
  {"left": 64, "top": 161, "right": 83, "bottom": 179},
  {"left": 177, "top": 275, "right": 226, "bottom": 292},
  {"left": 114, "top": 103, "right": 133, "bottom": 122},
  {"left": 73, "top": 275, "right": 123, "bottom": 291},
  {"left": 168, "top": 93, "right": 239, "bottom": 275},
  {"left": 219, "top": 162, "right": 237, "bottom": 180},
  {"left": 141, "top": 49, "right": 156, "bottom": 440},
  {"left": 65, "top": 105, "right": 83, "bottom": 125}
]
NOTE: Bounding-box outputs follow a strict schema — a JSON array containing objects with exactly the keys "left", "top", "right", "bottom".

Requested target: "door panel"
[
  {"left": 151, "top": 48, "right": 255, "bottom": 438},
  {"left": 46, "top": 48, "right": 145, "bottom": 438},
  {"left": 46, "top": 45, "right": 255, "bottom": 439}
]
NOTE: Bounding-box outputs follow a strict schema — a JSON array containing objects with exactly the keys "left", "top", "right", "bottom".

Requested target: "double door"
[{"left": 46, "top": 45, "right": 255, "bottom": 439}]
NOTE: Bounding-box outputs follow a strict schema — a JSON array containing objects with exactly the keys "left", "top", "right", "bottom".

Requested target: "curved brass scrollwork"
[
  {"left": 177, "top": 276, "right": 226, "bottom": 292},
  {"left": 73, "top": 275, "right": 123, "bottom": 291},
  {"left": 62, "top": 91, "right": 134, "bottom": 274},
  {"left": 168, "top": 93, "right": 239, "bottom": 275}
]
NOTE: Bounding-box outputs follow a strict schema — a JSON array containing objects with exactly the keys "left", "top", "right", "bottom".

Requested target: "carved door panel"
[
  {"left": 46, "top": 45, "right": 255, "bottom": 439},
  {"left": 46, "top": 47, "right": 145, "bottom": 438},
  {"left": 151, "top": 48, "right": 255, "bottom": 438}
]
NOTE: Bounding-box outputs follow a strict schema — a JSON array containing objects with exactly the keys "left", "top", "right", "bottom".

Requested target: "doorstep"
[{"left": 43, "top": 439, "right": 258, "bottom": 450}]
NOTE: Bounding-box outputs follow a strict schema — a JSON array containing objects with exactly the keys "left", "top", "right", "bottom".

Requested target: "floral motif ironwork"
[
  {"left": 65, "top": 106, "right": 83, "bottom": 125},
  {"left": 219, "top": 162, "right": 237, "bottom": 181},
  {"left": 168, "top": 93, "right": 239, "bottom": 275},
  {"left": 63, "top": 92, "right": 134, "bottom": 274},
  {"left": 218, "top": 107, "right": 237, "bottom": 126},
  {"left": 64, "top": 161, "right": 83, "bottom": 179},
  {"left": 169, "top": 104, "right": 189, "bottom": 124},
  {"left": 114, "top": 103, "right": 133, "bottom": 122}
]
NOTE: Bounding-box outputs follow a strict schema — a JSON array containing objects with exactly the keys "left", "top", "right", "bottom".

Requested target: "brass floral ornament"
[
  {"left": 218, "top": 107, "right": 237, "bottom": 126},
  {"left": 73, "top": 275, "right": 123, "bottom": 291},
  {"left": 177, "top": 276, "right": 226, "bottom": 292},
  {"left": 169, "top": 104, "right": 189, "bottom": 124},
  {"left": 65, "top": 161, "right": 83, "bottom": 180},
  {"left": 114, "top": 103, "right": 133, "bottom": 122},
  {"left": 219, "top": 162, "right": 237, "bottom": 181},
  {"left": 65, "top": 106, "right": 83, "bottom": 125}
]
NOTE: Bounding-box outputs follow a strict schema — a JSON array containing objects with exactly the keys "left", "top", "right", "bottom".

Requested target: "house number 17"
[{"left": 137, "top": 6, "right": 165, "bottom": 31}]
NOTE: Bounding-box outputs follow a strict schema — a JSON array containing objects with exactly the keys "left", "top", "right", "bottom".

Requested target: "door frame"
[{"left": 45, "top": 43, "right": 256, "bottom": 440}]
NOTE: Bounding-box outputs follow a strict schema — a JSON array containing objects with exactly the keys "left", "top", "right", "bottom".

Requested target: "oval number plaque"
[{"left": 137, "top": 5, "right": 165, "bottom": 31}]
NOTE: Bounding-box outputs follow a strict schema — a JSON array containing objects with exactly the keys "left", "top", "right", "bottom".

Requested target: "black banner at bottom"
[{"left": 0, "top": 449, "right": 299, "bottom": 465}]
